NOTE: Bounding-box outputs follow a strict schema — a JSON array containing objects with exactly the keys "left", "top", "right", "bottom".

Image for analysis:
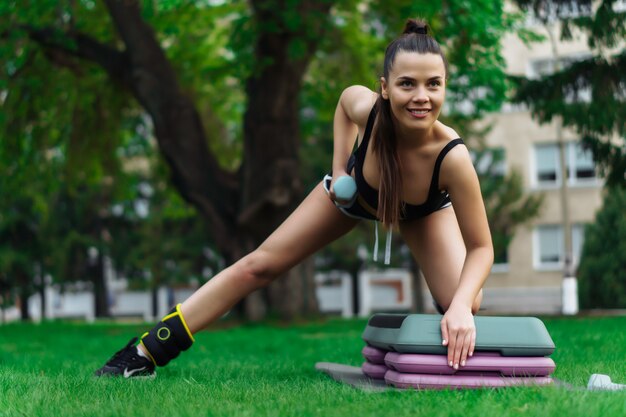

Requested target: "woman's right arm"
[{"left": 330, "top": 86, "right": 377, "bottom": 198}]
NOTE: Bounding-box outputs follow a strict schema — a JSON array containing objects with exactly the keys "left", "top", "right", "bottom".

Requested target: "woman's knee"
[
  {"left": 234, "top": 250, "right": 281, "bottom": 288},
  {"left": 471, "top": 290, "right": 483, "bottom": 315},
  {"left": 436, "top": 289, "right": 483, "bottom": 315}
]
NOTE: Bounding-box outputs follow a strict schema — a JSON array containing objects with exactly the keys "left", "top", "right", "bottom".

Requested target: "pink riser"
[
  {"left": 385, "top": 370, "right": 553, "bottom": 390},
  {"left": 384, "top": 352, "right": 555, "bottom": 377}
]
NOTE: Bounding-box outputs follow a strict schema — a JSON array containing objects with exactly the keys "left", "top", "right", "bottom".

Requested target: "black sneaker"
[{"left": 94, "top": 337, "right": 156, "bottom": 378}]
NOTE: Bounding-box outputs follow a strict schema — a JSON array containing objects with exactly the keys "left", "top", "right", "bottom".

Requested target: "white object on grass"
[{"left": 587, "top": 374, "right": 626, "bottom": 391}]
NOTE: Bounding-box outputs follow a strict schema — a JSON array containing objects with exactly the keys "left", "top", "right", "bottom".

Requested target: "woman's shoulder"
[
  {"left": 434, "top": 121, "right": 461, "bottom": 142},
  {"left": 340, "top": 85, "right": 378, "bottom": 127},
  {"left": 433, "top": 122, "right": 470, "bottom": 172},
  {"left": 436, "top": 126, "right": 474, "bottom": 189}
]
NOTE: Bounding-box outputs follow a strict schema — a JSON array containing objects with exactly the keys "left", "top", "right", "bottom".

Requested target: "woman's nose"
[{"left": 411, "top": 87, "right": 429, "bottom": 102}]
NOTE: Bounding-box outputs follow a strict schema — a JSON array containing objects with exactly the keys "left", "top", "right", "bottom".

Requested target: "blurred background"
[{"left": 0, "top": 0, "right": 624, "bottom": 324}]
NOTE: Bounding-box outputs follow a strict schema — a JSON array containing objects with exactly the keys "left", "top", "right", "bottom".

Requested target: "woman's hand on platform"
[{"left": 440, "top": 303, "right": 476, "bottom": 369}]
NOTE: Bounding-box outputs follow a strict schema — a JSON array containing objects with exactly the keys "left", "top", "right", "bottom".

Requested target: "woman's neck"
[{"left": 394, "top": 121, "right": 438, "bottom": 151}]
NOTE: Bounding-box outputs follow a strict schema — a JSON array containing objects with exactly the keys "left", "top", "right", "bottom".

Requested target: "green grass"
[{"left": 1, "top": 316, "right": 625, "bottom": 417}]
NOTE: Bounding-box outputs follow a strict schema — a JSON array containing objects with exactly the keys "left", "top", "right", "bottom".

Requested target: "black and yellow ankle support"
[{"left": 140, "top": 303, "right": 195, "bottom": 367}]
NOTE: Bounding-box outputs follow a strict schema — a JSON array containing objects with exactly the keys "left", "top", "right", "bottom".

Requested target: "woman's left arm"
[{"left": 439, "top": 144, "right": 494, "bottom": 369}]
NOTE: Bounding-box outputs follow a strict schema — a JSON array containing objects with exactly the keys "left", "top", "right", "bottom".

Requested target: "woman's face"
[{"left": 380, "top": 51, "right": 446, "bottom": 132}]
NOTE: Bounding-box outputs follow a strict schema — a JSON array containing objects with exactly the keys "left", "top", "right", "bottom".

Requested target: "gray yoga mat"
[
  {"left": 315, "top": 362, "right": 392, "bottom": 392},
  {"left": 316, "top": 362, "right": 623, "bottom": 392}
]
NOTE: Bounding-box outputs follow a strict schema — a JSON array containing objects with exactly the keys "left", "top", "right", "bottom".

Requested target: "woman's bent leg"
[
  {"left": 399, "top": 206, "right": 482, "bottom": 314},
  {"left": 181, "top": 183, "right": 359, "bottom": 333}
]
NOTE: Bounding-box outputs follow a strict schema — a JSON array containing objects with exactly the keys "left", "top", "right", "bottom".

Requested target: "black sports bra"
[{"left": 348, "top": 105, "right": 464, "bottom": 221}]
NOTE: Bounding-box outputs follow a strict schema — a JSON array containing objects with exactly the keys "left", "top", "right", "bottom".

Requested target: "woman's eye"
[
  {"left": 400, "top": 80, "right": 413, "bottom": 87},
  {"left": 428, "top": 81, "right": 441, "bottom": 87}
]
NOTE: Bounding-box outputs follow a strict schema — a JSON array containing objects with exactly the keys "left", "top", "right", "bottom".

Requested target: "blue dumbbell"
[{"left": 333, "top": 175, "right": 357, "bottom": 202}]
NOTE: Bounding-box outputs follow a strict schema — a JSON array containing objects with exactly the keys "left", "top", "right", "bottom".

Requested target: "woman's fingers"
[
  {"left": 442, "top": 321, "right": 476, "bottom": 369},
  {"left": 440, "top": 320, "right": 449, "bottom": 347},
  {"left": 460, "top": 331, "right": 473, "bottom": 366},
  {"left": 441, "top": 320, "right": 457, "bottom": 368}
]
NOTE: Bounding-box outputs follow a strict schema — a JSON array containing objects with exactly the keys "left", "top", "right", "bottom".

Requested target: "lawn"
[{"left": 1, "top": 315, "right": 625, "bottom": 417}]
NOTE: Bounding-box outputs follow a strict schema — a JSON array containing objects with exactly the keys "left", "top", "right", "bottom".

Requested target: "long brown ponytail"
[{"left": 372, "top": 18, "right": 449, "bottom": 227}]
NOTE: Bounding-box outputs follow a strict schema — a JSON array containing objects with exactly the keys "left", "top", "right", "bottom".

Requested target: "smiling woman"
[
  {"left": 322, "top": 20, "right": 492, "bottom": 373},
  {"left": 94, "top": 18, "right": 493, "bottom": 380},
  {"left": 373, "top": 20, "right": 450, "bottom": 227}
]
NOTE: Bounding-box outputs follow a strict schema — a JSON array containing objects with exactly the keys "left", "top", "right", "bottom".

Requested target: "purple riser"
[
  {"left": 385, "top": 370, "right": 553, "bottom": 390},
  {"left": 385, "top": 352, "right": 555, "bottom": 377},
  {"left": 361, "top": 346, "right": 388, "bottom": 364},
  {"left": 361, "top": 362, "right": 388, "bottom": 379}
]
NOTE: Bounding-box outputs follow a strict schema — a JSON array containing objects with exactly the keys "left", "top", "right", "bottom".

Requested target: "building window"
[
  {"left": 536, "top": 225, "right": 563, "bottom": 268},
  {"left": 525, "top": 4, "right": 593, "bottom": 26},
  {"left": 572, "top": 144, "right": 595, "bottom": 180},
  {"left": 534, "top": 224, "right": 586, "bottom": 270},
  {"left": 528, "top": 53, "right": 593, "bottom": 75},
  {"left": 533, "top": 142, "right": 597, "bottom": 187},
  {"left": 535, "top": 144, "right": 559, "bottom": 185},
  {"left": 527, "top": 54, "right": 593, "bottom": 103}
]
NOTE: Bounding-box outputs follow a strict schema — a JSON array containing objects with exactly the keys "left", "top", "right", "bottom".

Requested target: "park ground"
[{"left": 1, "top": 315, "right": 625, "bottom": 417}]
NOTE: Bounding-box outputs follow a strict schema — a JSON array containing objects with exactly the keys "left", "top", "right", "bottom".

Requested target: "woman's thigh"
[
  {"left": 399, "top": 206, "right": 467, "bottom": 310},
  {"left": 252, "top": 182, "right": 360, "bottom": 277}
]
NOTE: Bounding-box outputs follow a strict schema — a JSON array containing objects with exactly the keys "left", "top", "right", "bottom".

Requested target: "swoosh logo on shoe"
[{"left": 124, "top": 366, "right": 147, "bottom": 378}]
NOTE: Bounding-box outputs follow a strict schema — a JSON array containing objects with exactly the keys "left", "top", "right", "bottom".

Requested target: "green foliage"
[
  {"left": 145, "top": 0, "right": 250, "bottom": 170},
  {"left": 108, "top": 167, "right": 218, "bottom": 289},
  {"left": 578, "top": 186, "right": 626, "bottom": 308},
  {"left": 512, "top": 0, "right": 626, "bottom": 187},
  {"left": 0, "top": 1, "right": 242, "bottom": 302}
]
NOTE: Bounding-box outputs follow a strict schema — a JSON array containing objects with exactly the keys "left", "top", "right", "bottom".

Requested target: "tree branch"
[
  {"left": 20, "top": 25, "right": 130, "bottom": 85},
  {"left": 14, "top": 3, "right": 241, "bottom": 253},
  {"left": 101, "top": 0, "right": 240, "bottom": 250},
  {"left": 103, "top": 0, "right": 178, "bottom": 91}
]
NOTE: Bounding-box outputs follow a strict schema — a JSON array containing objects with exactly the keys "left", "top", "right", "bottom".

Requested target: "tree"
[
  {"left": 512, "top": 0, "right": 626, "bottom": 187},
  {"left": 578, "top": 186, "right": 626, "bottom": 308},
  {"left": 1, "top": 0, "right": 336, "bottom": 319}
]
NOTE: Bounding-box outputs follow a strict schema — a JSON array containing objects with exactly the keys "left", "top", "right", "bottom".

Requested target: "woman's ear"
[{"left": 380, "top": 77, "right": 389, "bottom": 100}]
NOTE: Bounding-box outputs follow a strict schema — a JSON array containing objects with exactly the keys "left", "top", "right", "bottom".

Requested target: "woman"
[{"left": 95, "top": 18, "right": 493, "bottom": 378}]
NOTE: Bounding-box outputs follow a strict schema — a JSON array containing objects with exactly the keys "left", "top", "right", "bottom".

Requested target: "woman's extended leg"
[
  {"left": 180, "top": 182, "right": 360, "bottom": 333},
  {"left": 96, "top": 183, "right": 359, "bottom": 377},
  {"left": 399, "top": 206, "right": 483, "bottom": 313}
]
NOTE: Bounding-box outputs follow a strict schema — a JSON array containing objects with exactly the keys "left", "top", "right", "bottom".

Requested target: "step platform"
[
  {"left": 385, "top": 370, "right": 553, "bottom": 390},
  {"left": 361, "top": 362, "right": 388, "bottom": 379},
  {"left": 362, "top": 313, "right": 555, "bottom": 356},
  {"left": 361, "top": 345, "right": 387, "bottom": 364},
  {"left": 385, "top": 351, "right": 556, "bottom": 377}
]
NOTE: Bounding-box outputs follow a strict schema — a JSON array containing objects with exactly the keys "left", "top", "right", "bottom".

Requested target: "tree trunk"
[
  {"left": 151, "top": 286, "right": 158, "bottom": 319},
  {"left": 18, "top": 270, "right": 30, "bottom": 321},
  {"left": 92, "top": 252, "right": 110, "bottom": 318},
  {"left": 37, "top": 264, "right": 46, "bottom": 319},
  {"left": 237, "top": 0, "right": 334, "bottom": 319}
]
